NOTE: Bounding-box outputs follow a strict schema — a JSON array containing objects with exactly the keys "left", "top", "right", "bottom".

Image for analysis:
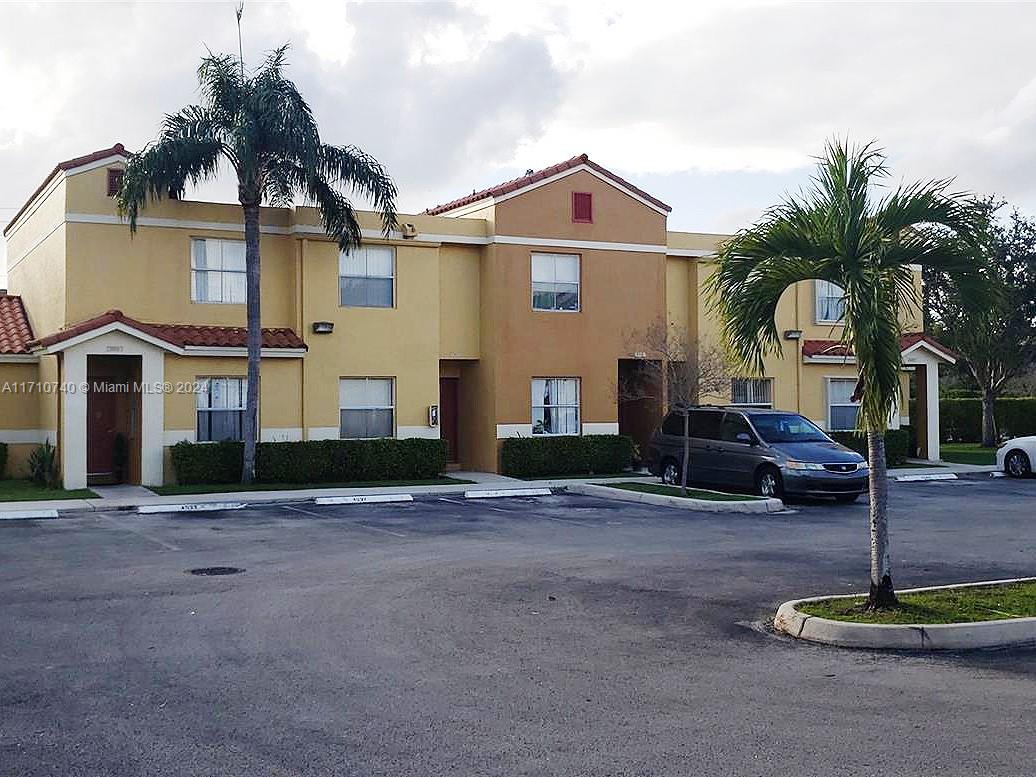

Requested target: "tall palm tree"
[
  {"left": 708, "top": 139, "right": 987, "bottom": 608},
  {"left": 118, "top": 46, "right": 397, "bottom": 483}
]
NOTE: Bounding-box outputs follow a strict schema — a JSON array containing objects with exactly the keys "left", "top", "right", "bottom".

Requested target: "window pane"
[
  {"left": 224, "top": 271, "right": 246, "bottom": 304},
  {"left": 191, "top": 239, "right": 208, "bottom": 270},
  {"left": 339, "top": 379, "right": 366, "bottom": 407},
  {"left": 831, "top": 405, "right": 859, "bottom": 431},
  {"left": 829, "top": 379, "right": 857, "bottom": 405},
  {"left": 531, "top": 254, "right": 554, "bottom": 283},
  {"left": 340, "top": 249, "right": 366, "bottom": 277},
  {"left": 554, "top": 255, "right": 579, "bottom": 283},
  {"left": 366, "top": 246, "right": 394, "bottom": 278},
  {"left": 690, "top": 410, "right": 722, "bottom": 440},
  {"left": 221, "top": 240, "right": 246, "bottom": 271},
  {"left": 532, "top": 285, "right": 555, "bottom": 310},
  {"left": 340, "top": 277, "right": 366, "bottom": 307},
  {"left": 555, "top": 284, "right": 579, "bottom": 311},
  {"left": 558, "top": 407, "right": 579, "bottom": 435},
  {"left": 195, "top": 378, "right": 210, "bottom": 409},
  {"left": 555, "top": 378, "right": 577, "bottom": 406},
  {"left": 365, "top": 378, "right": 393, "bottom": 407},
  {"left": 365, "top": 277, "right": 394, "bottom": 307},
  {"left": 720, "top": 413, "right": 752, "bottom": 442},
  {"left": 340, "top": 409, "right": 367, "bottom": 438},
  {"left": 661, "top": 412, "right": 685, "bottom": 436},
  {"left": 210, "top": 410, "right": 243, "bottom": 441},
  {"left": 367, "top": 408, "right": 394, "bottom": 438}
]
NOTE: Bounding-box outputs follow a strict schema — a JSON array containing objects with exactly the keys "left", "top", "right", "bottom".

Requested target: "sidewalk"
[
  {"left": 894, "top": 460, "right": 998, "bottom": 478},
  {"left": 0, "top": 472, "right": 656, "bottom": 516}
]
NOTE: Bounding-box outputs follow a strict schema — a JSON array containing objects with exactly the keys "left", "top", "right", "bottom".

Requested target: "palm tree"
[
  {"left": 118, "top": 46, "right": 398, "bottom": 483},
  {"left": 708, "top": 139, "right": 987, "bottom": 609}
]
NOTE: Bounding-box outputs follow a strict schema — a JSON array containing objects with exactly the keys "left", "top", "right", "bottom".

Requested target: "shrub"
[
  {"left": 940, "top": 397, "right": 1036, "bottom": 442},
  {"left": 170, "top": 438, "right": 447, "bottom": 485},
  {"left": 830, "top": 428, "right": 910, "bottom": 466},
  {"left": 500, "top": 435, "right": 634, "bottom": 478},
  {"left": 0, "top": 442, "right": 6, "bottom": 479},
  {"left": 28, "top": 440, "right": 60, "bottom": 488}
]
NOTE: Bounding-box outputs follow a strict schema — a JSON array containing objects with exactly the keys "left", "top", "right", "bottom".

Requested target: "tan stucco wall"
[
  {"left": 439, "top": 244, "right": 480, "bottom": 359},
  {"left": 0, "top": 361, "right": 43, "bottom": 478}
]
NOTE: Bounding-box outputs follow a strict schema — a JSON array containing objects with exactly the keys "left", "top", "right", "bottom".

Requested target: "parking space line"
[{"left": 282, "top": 505, "right": 408, "bottom": 537}]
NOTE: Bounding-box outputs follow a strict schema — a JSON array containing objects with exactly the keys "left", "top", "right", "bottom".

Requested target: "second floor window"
[
  {"left": 192, "top": 238, "right": 246, "bottom": 304},
  {"left": 196, "top": 377, "right": 247, "bottom": 442},
  {"left": 815, "top": 279, "right": 846, "bottom": 323},
  {"left": 731, "top": 377, "right": 773, "bottom": 408},
  {"left": 532, "top": 253, "right": 580, "bottom": 312},
  {"left": 340, "top": 245, "right": 395, "bottom": 308}
]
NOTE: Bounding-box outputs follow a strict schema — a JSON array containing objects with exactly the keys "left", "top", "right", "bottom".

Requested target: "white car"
[{"left": 997, "top": 437, "right": 1035, "bottom": 478}]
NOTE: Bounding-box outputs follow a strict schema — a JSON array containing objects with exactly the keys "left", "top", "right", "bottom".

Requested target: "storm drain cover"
[{"left": 187, "top": 566, "right": 245, "bottom": 576}]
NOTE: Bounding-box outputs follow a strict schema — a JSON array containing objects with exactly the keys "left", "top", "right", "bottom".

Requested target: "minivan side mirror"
[{"left": 736, "top": 432, "right": 757, "bottom": 445}]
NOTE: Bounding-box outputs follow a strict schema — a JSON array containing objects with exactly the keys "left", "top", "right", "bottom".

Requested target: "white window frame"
[
  {"left": 196, "top": 376, "right": 248, "bottom": 442},
  {"left": 191, "top": 238, "right": 247, "bottom": 304},
  {"left": 826, "top": 377, "right": 861, "bottom": 431},
  {"left": 730, "top": 377, "right": 773, "bottom": 408},
  {"left": 531, "top": 377, "right": 581, "bottom": 436},
  {"left": 339, "top": 245, "right": 396, "bottom": 308},
  {"left": 339, "top": 377, "right": 396, "bottom": 439},
  {"left": 815, "top": 279, "right": 846, "bottom": 324},
  {"left": 531, "top": 252, "right": 581, "bottom": 313}
]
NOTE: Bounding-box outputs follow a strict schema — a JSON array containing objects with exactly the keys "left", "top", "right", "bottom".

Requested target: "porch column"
[
  {"left": 924, "top": 359, "right": 941, "bottom": 461},
  {"left": 61, "top": 351, "right": 88, "bottom": 490}
]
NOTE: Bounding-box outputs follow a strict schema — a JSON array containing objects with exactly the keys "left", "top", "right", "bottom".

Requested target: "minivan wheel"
[
  {"left": 1005, "top": 450, "right": 1032, "bottom": 478},
  {"left": 661, "top": 459, "right": 681, "bottom": 486},
  {"left": 755, "top": 467, "right": 783, "bottom": 498}
]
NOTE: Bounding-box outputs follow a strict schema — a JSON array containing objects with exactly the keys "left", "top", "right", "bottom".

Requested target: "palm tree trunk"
[
  {"left": 866, "top": 431, "right": 897, "bottom": 609},
  {"left": 981, "top": 388, "right": 998, "bottom": 448},
  {"left": 241, "top": 202, "right": 262, "bottom": 484},
  {"left": 680, "top": 409, "right": 690, "bottom": 496}
]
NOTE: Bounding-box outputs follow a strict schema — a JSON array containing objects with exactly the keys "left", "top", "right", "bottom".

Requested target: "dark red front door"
[
  {"left": 87, "top": 386, "right": 117, "bottom": 477},
  {"left": 439, "top": 377, "right": 459, "bottom": 464}
]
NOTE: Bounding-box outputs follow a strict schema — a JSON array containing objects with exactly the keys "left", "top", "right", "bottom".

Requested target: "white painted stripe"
[
  {"left": 894, "top": 473, "right": 958, "bottom": 482},
  {"left": 496, "top": 424, "right": 532, "bottom": 439},
  {"left": 182, "top": 346, "right": 306, "bottom": 358},
  {"left": 0, "top": 509, "right": 59, "bottom": 520},
  {"left": 0, "top": 429, "right": 57, "bottom": 444},
  {"left": 581, "top": 422, "right": 619, "bottom": 435},
  {"left": 260, "top": 427, "right": 304, "bottom": 443},
  {"left": 492, "top": 234, "right": 665, "bottom": 253},
  {"left": 397, "top": 425, "right": 440, "bottom": 439},
  {"left": 0, "top": 354, "right": 39, "bottom": 363},
  {"left": 306, "top": 426, "right": 340, "bottom": 441},
  {"left": 990, "top": 471, "right": 1006, "bottom": 478},
  {"left": 315, "top": 494, "right": 414, "bottom": 505},
  {"left": 137, "top": 502, "right": 246, "bottom": 514},
  {"left": 666, "top": 248, "right": 715, "bottom": 257},
  {"left": 67, "top": 212, "right": 292, "bottom": 235},
  {"left": 464, "top": 488, "right": 552, "bottom": 499}
]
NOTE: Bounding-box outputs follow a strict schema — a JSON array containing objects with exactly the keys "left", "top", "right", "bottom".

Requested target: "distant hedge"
[
  {"left": 170, "top": 438, "right": 447, "bottom": 485},
  {"left": 0, "top": 442, "right": 7, "bottom": 478},
  {"left": 500, "top": 435, "right": 634, "bottom": 478},
  {"left": 830, "top": 428, "right": 911, "bottom": 466},
  {"left": 940, "top": 398, "right": 1036, "bottom": 442}
]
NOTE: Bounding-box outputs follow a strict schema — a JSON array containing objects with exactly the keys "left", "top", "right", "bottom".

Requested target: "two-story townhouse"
[{"left": 0, "top": 144, "right": 956, "bottom": 488}]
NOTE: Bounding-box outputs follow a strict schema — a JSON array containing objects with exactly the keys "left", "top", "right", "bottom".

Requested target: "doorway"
[
  {"left": 86, "top": 355, "right": 142, "bottom": 485},
  {"left": 439, "top": 376, "right": 460, "bottom": 465}
]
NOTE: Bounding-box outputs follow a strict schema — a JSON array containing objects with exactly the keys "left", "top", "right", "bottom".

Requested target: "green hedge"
[
  {"left": 170, "top": 438, "right": 447, "bottom": 485},
  {"left": 830, "top": 428, "right": 911, "bottom": 466},
  {"left": 500, "top": 435, "right": 634, "bottom": 478},
  {"left": 0, "top": 442, "right": 7, "bottom": 478},
  {"left": 941, "top": 397, "right": 1036, "bottom": 442}
]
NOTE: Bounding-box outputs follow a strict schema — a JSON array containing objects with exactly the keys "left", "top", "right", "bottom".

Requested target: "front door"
[
  {"left": 87, "top": 385, "right": 118, "bottom": 480},
  {"left": 439, "top": 377, "right": 460, "bottom": 464}
]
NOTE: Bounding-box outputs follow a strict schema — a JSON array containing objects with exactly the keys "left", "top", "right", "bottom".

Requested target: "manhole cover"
[{"left": 187, "top": 566, "right": 244, "bottom": 576}]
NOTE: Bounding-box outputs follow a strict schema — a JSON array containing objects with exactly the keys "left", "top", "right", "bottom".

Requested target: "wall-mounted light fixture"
[
  {"left": 783, "top": 329, "right": 803, "bottom": 341},
  {"left": 312, "top": 321, "right": 334, "bottom": 334}
]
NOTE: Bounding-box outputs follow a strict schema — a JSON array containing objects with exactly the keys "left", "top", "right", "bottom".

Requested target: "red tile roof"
[
  {"left": 30, "top": 310, "right": 306, "bottom": 351},
  {"left": 424, "top": 153, "right": 672, "bottom": 215},
  {"left": 802, "top": 333, "right": 956, "bottom": 359},
  {"left": 4, "top": 143, "right": 129, "bottom": 236},
  {"left": 0, "top": 295, "right": 35, "bottom": 354}
]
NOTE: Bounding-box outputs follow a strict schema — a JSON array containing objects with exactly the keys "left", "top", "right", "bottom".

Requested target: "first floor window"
[
  {"left": 532, "top": 253, "right": 580, "bottom": 311},
  {"left": 532, "top": 377, "right": 580, "bottom": 435},
  {"left": 340, "top": 245, "right": 395, "bottom": 308},
  {"left": 815, "top": 279, "right": 846, "bottom": 323},
  {"left": 340, "top": 378, "right": 395, "bottom": 438},
  {"left": 828, "top": 378, "right": 860, "bottom": 431},
  {"left": 192, "top": 238, "right": 246, "bottom": 304},
  {"left": 731, "top": 377, "right": 773, "bottom": 408},
  {"left": 196, "top": 377, "right": 247, "bottom": 441}
]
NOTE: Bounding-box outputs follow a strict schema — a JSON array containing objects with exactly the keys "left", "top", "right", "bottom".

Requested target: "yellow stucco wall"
[
  {"left": 439, "top": 244, "right": 481, "bottom": 359},
  {"left": 0, "top": 361, "right": 43, "bottom": 478}
]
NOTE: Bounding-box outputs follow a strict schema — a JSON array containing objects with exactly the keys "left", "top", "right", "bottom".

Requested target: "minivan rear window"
[
  {"left": 661, "top": 412, "right": 685, "bottom": 436},
  {"left": 690, "top": 409, "right": 722, "bottom": 440}
]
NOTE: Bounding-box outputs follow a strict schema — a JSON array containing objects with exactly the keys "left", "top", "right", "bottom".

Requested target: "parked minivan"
[{"left": 645, "top": 406, "right": 869, "bottom": 502}]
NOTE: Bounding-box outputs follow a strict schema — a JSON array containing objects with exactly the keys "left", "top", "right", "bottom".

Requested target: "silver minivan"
[{"left": 645, "top": 406, "right": 869, "bottom": 502}]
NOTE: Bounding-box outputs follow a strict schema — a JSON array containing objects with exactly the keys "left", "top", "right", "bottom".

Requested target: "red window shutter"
[
  {"left": 107, "top": 168, "right": 124, "bottom": 197},
  {"left": 572, "top": 192, "right": 592, "bottom": 223}
]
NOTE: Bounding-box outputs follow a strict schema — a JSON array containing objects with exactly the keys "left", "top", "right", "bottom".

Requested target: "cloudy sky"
[{"left": 3, "top": 0, "right": 1036, "bottom": 276}]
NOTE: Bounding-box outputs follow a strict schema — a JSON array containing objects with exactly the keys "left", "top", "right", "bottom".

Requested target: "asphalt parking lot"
[{"left": 1, "top": 476, "right": 1034, "bottom": 776}]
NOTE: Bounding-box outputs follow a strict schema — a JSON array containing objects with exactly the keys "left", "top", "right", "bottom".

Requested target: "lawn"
[
  {"left": 0, "top": 479, "right": 99, "bottom": 502},
  {"left": 799, "top": 580, "right": 1036, "bottom": 624},
  {"left": 602, "top": 482, "right": 760, "bottom": 502},
  {"left": 940, "top": 442, "right": 996, "bottom": 466},
  {"left": 149, "top": 477, "right": 473, "bottom": 496}
]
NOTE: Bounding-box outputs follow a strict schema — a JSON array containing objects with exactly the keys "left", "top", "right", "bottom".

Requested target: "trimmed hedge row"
[
  {"left": 500, "top": 435, "right": 634, "bottom": 478},
  {"left": 940, "top": 397, "right": 1036, "bottom": 442},
  {"left": 830, "top": 428, "right": 911, "bottom": 466},
  {"left": 170, "top": 438, "right": 447, "bottom": 485}
]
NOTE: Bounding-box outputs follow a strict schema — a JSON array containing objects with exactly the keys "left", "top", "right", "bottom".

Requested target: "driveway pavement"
[{"left": 1, "top": 476, "right": 1033, "bottom": 776}]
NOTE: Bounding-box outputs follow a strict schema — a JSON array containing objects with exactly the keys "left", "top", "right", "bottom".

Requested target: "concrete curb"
[
  {"left": 465, "top": 488, "right": 553, "bottom": 499},
  {"left": 773, "top": 577, "right": 1036, "bottom": 650},
  {"left": 0, "top": 508, "right": 59, "bottom": 520},
  {"left": 566, "top": 482, "right": 784, "bottom": 514},
  {"left": 137, "top": 502, "right": 246, "bottom": 515}
]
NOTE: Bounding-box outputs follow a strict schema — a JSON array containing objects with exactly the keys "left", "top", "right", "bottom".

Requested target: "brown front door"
[
  {"left": 87, "top": 385, "right": 118, "bottom": 479},
  {"left": 439, "top": 377, "right": 460, "bottom": 464}
]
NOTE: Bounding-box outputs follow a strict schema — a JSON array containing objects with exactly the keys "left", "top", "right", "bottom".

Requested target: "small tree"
[
  {"left": 925, "top": 201, "right": 1036, "bottom": 446},
  {"left": 618, "top": 320, "right": 729, "bottom": 494}
]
